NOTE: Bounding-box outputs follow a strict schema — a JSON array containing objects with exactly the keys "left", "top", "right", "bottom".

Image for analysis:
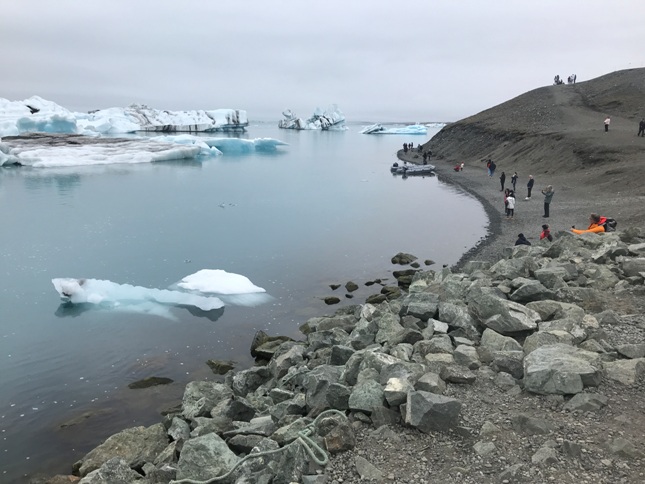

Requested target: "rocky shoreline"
[{"left": 37, "top": 226, "right": 645, "bottom": 483}]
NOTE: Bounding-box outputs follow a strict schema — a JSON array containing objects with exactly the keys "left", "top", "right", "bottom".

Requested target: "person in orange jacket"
[{"left": 571, "top": 213, "right": 606, "bottom": 234}]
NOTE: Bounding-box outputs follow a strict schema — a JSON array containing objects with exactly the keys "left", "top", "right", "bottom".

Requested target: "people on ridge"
[
  {"left": 515, "top": 233, "right": 531, "bottom": 246},
  {"left": 604, "top": 116, "right": 611, "bottom": 132},
  {"left": 638, "top": 118, "right": 645, "bottom": 137},
  {"left": 571, "top": 213, "right": 607, "bottom": 234},
  {"left": 500, "top": 171, "right": 506, "bottom": 191},
  {"left": 525, "top": 175, "right": 534, "bottom": 200},
  {"left": 541, "top": 185, "right": 554, "bottom": 218}
]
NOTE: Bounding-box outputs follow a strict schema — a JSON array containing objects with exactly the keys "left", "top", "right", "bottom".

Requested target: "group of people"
[{"left": 553, "top": 74, "right": 577, "bottom": 85}]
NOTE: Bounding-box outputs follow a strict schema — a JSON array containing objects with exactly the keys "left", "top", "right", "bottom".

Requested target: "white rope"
[{"left": 170, "top": 409, "right": 347, "bottom": 484}]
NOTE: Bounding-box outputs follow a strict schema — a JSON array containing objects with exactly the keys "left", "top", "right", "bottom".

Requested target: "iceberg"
[
  {"left": 52, "top": 269, "right": 271, "bottom": 320},
  {"left": 278, "top": 105, "right": 346, "bottom": 130},
  {"left": 0, "top": 133, "right": 205, "bottom": 167},
  {"left": 78, "top": 104, "right": 248, "bottom": 134},
  {"left": 360, "top": 123, "right": 428, "bottom": 135},
  {"left": 0, "top": 96, "right": 248, "bottom": 137}
]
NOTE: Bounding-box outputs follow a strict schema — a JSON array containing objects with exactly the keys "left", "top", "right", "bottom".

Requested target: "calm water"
[{"left": 0, "top": 122, "right": 487, "bottom": 481}]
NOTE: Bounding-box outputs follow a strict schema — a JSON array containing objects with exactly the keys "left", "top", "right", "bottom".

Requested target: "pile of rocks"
[{"left": 63, "top": 228, "right": 645, "bottom": 483}]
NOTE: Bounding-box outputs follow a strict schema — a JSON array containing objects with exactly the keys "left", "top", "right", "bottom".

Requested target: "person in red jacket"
[{"left": 540, "top": 224, "right": 553, "bottom": 241}]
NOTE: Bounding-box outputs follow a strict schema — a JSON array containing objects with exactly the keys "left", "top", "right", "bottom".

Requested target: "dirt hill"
[{"left": 425, "top": 68, "right": 645, "bottom": 204}]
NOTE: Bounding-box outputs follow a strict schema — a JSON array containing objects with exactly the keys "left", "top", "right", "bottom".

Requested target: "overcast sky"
[{"left": 2, "top": 1, "right": 643, "bottom": 122}]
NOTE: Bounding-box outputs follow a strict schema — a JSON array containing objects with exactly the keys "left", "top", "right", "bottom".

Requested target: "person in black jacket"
[
  {"left": 638, "top": 118, "right": 645, "bottom": 137},
  {"left": 499, "top": 171, "right": 506, "bottom": 191},
  {"left": 515, "top": 233, "right": 531, "bottom": 246},
  {"left": 525, "top": 175, "right": 534, "bottom": 200}
]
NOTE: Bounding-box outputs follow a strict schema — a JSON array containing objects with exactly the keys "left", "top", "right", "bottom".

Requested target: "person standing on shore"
[
  {"left": 506, "top": 190, "right": 516, "bottom": 219},
  {"left": 525, "top": 175, "right": 534, "bottom": 200},
  {"left": 541, "top": 185, "right": 554, "bottom": 217},
  {"left": 500, "top": 171, "right": 506, "bottom": 191},
  {"left": 511, "top": 172, "right": 518, "bottom": 192},
  {"left": 604, "top": 116, "right": 611, "bottom": 132},
  {"left": 638, "top": 118, "right": 645, "bottom": 137}
]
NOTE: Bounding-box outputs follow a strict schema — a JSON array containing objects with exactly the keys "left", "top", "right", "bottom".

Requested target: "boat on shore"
[{"left": 390, "top": 162, "right": 435, "bottom": 176}]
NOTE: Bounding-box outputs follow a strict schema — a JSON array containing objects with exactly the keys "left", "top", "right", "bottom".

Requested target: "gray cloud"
[{"left": 1, "top": 0, "right": 643, "bottom": 122}]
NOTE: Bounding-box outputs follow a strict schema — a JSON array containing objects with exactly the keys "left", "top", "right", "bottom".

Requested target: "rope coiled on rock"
[{"left": 170, "top": 408, "right": 347, "bottom": 484}]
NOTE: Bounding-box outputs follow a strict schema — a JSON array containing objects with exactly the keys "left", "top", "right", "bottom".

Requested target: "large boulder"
[
  {"left": 404, "top": 391, "right": 462, "bottom": 432},
  {"left": 399, "top": 292, "right": 439, "bottom": 321},
  {"left": 523, "top": 344, "right": 602, "bottom": 395},
  {"left": 176, "top": 433, "right": 240, "bottom": 481},
  {"left": 73, "top": 423, "right": 168, "bottom": 477},
  {"left": 469, "top": 293, "right": 540, "bottom": 335}
]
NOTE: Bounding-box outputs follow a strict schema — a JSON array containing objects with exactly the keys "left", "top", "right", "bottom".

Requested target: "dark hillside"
[{"left": 425, "top": 68, "right": 645, "bottom": 195}]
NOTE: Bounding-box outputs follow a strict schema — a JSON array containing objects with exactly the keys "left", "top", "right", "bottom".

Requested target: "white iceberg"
[
  {"left": 278, "top": 105, "right": 346, "bottom": 130},
  {"left": 360, "top": 123, "right": 428, "bottom": 135},
  {"left": 52, "top": 269, "right": 271, "bottom": 319},
  {"left": 173, "top": 269, "right": 271, "bottom": 307},
  {"left": 0, "top": 96, "right": 248, "bottom": 137},
  {"left": 78, "top": 104, "right": 248, "bottom": 134},
  {"left": 0, "top": 134, "right": 204, "bottom": 167}
]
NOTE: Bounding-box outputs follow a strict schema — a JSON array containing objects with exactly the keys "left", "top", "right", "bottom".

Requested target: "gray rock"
[
  {"left": 414, "top": 372, "right": 446, "bottom": 395},
  {"left": 453, "top": 345, "right": 481, "bottom": 370},
  {"left": 523, "top": 344, "right": 602, "bottom": 395},
  {"left": 74, "top": 423, "right": 168, "bottom": 477},
  {"left": 79, "top": 457, "right": 143, "bottom": 484},
  {"left": 607, "top": 437, "right": 644, "bottom": 459},
  {"left": 511, "top": 414, "right": 556, "bottom": 435},
  {"left": 383, "top": 377, "right": 414, "bottom": 407},
  {"left": 490, "top": 351, "right": 524, "bottom": 379},
  {"left": 440, "top": 365, "right": 476, "bottom": 384},
  {"left": 616, "top": 343, "right": 645, "bottom": 359},
  {"left": 473, "top": 441, "right": 496, "bottom": 456},
  {"left": 181, "top": 381, "right": 233, "bottom": 419},
  {"left": 469, "top": 293, "right": 540, "bottom": 335},
  {"left": 399, "top": 292, "right": 439, "bottom": 321},
  {"left": 531, "top": 446, "right": 558, "bottom": 465},
  {"left": 509, "top": 281, "right": 555, "bottom": 303},
  {"left": 480, "top": 328, "right": 522, "bottom": 352},
  {"left": 354, "top": 455, "right": 383, "bottom": 481},
  {"left": 176, "top": 433, "right": 239, "bottom": 481},
  {"left": 563, "top": 393, "right": 608, "bottom": 412},
  {"left": 348, "top": 379, "right": 385, "bottom": 414},
  {"left": 523, "top": 330, "right": 574, "bottom": 355},
  {"left": 603, "top": 358, "right": 645, "bottom": 385},
  {"left": 405, "top": 391, "right": 462, "bottom": 432}
]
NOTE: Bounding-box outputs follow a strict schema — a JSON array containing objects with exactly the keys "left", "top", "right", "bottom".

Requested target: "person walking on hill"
[
  {"left": 541, "top": 185, "right": 554, "bottom": 218},
  {"left": 604, "top": 116, "right": 611, "bottom": 132},
  {"left": 525, "top": 175, "right": 534, "bottom": 200},
  {"left": 490, "top": 161, "right": 497, "bottom": 177},
  {"left": 511, "top": 172, "right": 518, "bottom": 192},
  {"left": 500, "top": 171, "right": 506, "bottom": 191},
  {"left": 638, "top": 118, "right": 645, "bottom": 137}
]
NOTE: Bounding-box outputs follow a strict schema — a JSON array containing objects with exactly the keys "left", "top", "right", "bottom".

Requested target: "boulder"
[
  {"left": 404, "top": 391, "right": 462, "bottom": 432},
  {"left": 523, "top": 344, "right": 602, "bottom": 395}
]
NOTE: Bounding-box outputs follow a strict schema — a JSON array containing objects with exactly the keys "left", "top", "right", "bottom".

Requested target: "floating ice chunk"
[
  {"left": 360, "top": 123, "right": 428, "bottom": 135},
  {"left": 201, "top": 137, "right": 288, "bottom": 154},
  {"left": 177, "top": 269, "right": 265, "bottom": 295},
  {"left": 176, "top": 269, "right": 271, "bottom": 308},
  {"left": 52, "top": 278, "right": 224, "bottom": 311},
  {"left": 1, "top": 134, "right": 203, "bottom": 167},
  {"left": 278, "top": 105, "right": 346, "bottom": 130}
]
